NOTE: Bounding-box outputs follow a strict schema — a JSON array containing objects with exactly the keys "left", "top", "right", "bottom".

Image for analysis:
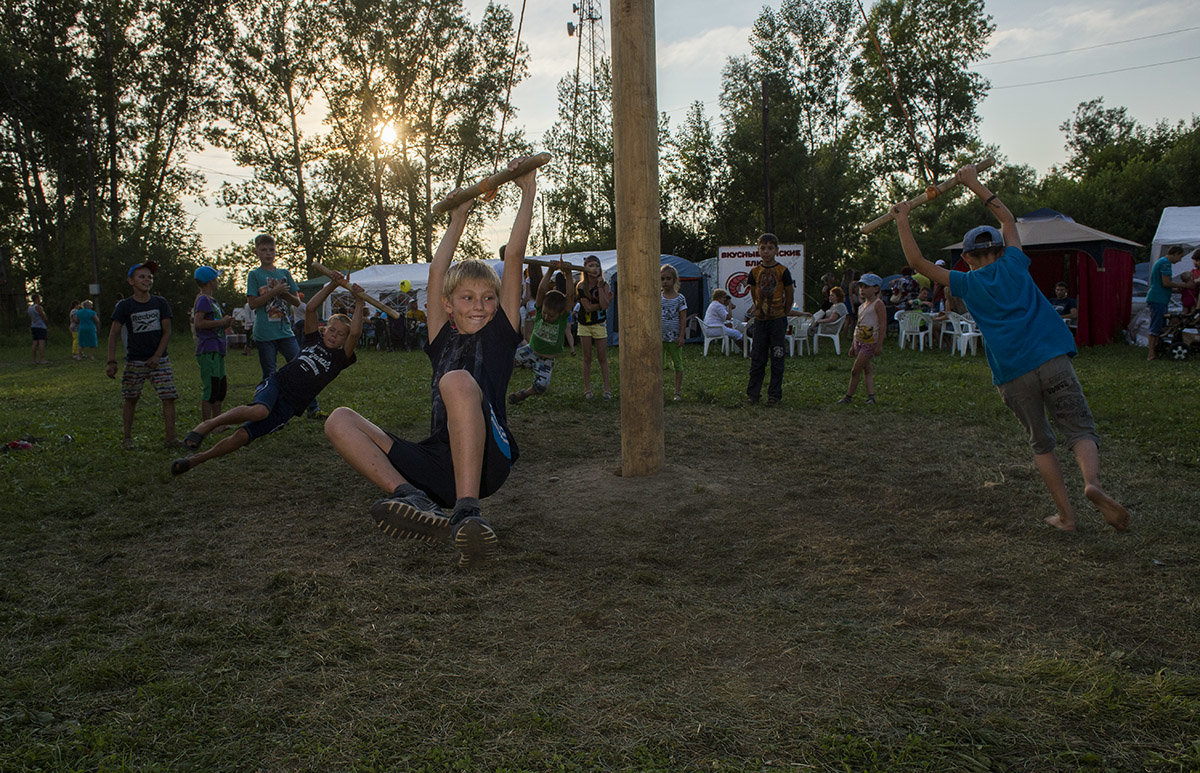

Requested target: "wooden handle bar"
[
  {"left": 431, "top": 153, "right": 552, "bottom": 214},
  {"left": 523, "top": 257, "right": 588, "bottom": 272},
  {"left": 312, "top": 262, "right": 401, "bottom": 318},
  {"left": 861, "top": 157, "right": 996, "bottom": 234}
]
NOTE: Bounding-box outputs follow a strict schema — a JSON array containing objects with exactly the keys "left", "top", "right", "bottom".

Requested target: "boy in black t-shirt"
[
  {"left": 324, "top": 157, "right": 536, "bottom": 568},
  {"left": 171, "top": 275, "right": 363, "bottom": 475},
  {"left": 106, "top": 261, "right": 180, "bottom": 449}
]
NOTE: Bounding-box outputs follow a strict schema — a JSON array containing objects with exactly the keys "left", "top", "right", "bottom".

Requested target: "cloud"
[{"left": 658, "top": 25, "right": 751, "bottom": 69}]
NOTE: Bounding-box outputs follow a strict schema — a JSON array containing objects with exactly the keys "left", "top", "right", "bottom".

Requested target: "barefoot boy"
[
  {"left": 324, "top": 158, "right": 536, "bottom": 568},
  {"left": 171, "top": 274, "right": 363, "bottom": 475},
  {"left": 891, "top": 163, "right": 1129, "bottom": 533}
]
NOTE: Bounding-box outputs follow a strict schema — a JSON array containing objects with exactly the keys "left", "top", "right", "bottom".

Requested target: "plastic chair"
[
  {"left": 702, "top": 326, "right": 730, "bottom": 356},
  {"left": 897, "top": 310, "right": 931, "bottom": 351},
  {"left": 812, "top": 315, "right": 846, "bottom": 355},
  {"left": 946, "top": 312, "right": 981, "bottom": 355},
  {"left": 785, "top": 317, "right": 811, "bottom": 356}
]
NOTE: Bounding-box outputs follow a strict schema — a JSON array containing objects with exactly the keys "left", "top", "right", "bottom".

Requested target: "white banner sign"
[{"left": 717, "top": 243, "right": 805, "bottom": 322}]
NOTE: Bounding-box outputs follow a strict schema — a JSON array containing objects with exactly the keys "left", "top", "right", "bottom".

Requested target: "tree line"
[{"left": 3, "top": 0, "right": 1198, "bottom": 324}]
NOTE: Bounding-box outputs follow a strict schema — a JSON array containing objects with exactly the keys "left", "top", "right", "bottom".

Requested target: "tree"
[{"left": 849, "top": 0, "right": 992, "bottom": 186}]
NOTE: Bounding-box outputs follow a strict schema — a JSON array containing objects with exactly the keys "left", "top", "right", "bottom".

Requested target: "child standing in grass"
[
  {"left": 323, "top": 158, "right": 536, "bottom": 569},
  {"left": 576, "top": 254, "right": 612, "bottom": 398},
  {"left": 891, "top": 163, "right": 1129, "bottom": 533},
  {"left": 838, "top": 273, "right": 886, "bottom": 405},
  {"left": 661, "top": 264, "right": 687, "bottom": 401},
  {"left": 192, "top": 266, "right": 234, "bottom": 422},
  {"left": 171, "top": 274, "right": 362, "bottom": 476},
  {"left": 106, "top": 262, "right": 180, "bottom": 449},
  {"left": 508, "top": 261, "right": 575, "bottom": 405}
]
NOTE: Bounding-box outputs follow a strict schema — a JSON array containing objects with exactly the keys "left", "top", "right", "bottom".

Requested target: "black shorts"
[
  {"left": 385, "top": 397, "right": 515, "bottom": 508},
  {"left": 31, "top": 328, "right": 47, "bottom": 341}
]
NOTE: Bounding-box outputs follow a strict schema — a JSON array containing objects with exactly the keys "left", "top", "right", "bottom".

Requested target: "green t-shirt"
[{"left": 529, "top": 309, "right": 569, "bottom": 357}]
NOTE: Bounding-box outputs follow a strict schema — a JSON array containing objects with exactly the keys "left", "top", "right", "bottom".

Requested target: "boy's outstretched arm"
[
  {"left": 345, "top": 296, "right": 366, "bottom": 357},
  {"left": 501, "top": 159, "right": 537, "bottom": 330},
  {"left": 426, "top": 196, "right": 474, "bottom": 340},
  {"left": 957, "top": 163, "right": 1020, "bottom": 250},
  {"left": 305, "top": 270, "right": 343, "bottom": 334},
  {"left": 892, "top": 201, "right": 950, "bottom": 288}
]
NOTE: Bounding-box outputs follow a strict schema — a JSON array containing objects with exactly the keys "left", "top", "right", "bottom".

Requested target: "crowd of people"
[{"left": 31, "top": 159, "right": 1196, "bottom": 553}]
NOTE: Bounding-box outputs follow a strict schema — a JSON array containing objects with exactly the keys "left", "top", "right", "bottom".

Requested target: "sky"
[{"left": 185, "top": 0, "right": 1200, "bottom": 255}]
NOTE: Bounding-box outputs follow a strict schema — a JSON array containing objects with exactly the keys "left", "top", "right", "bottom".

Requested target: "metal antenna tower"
[{"left": 567, "top": 0, "right": 607, "bottom": 171}]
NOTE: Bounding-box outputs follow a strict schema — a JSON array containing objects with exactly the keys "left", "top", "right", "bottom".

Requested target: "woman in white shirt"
[{"left": 703, "top": 289, "right": 743, "bottom": 342}]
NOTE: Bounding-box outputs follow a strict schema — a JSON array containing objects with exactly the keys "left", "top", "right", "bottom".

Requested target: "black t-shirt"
[
  {"left": 1050, "top": 296, "right": 1077, "bottom": 318},
  {"left": 277, "top": 331, "right": 356, "bottom": 412},
  {"left": 426, "top": 312, "right": 520, "bottom": 460},
  {"left": 111, "top": 295, "right": 172, "bottom": 360}
]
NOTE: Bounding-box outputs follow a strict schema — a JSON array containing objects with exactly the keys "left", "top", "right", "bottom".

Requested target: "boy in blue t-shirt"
[{"left": 891, "top": 163, "right": 1128, "bottom": 534}]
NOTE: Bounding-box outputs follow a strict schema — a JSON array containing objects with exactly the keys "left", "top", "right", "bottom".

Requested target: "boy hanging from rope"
[
  {"left": 324, "top": 157, "right": 536, "bottom": 568},
  {"left": 890, "top": 163, "right": 1129, "bottom": 533},
  {"left": 508, "top": 258, "right": 575, "bottom": 404},
  {"left": 171, "top": 273, "right": 364, "bottom": 476}
]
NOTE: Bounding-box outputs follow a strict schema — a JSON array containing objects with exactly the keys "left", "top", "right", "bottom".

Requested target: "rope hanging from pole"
[
  {"left": 484, "top": 0, "right": 530, "bottom": 201},
  {"left": 856, "top": 0, "right": 940, "bottom": 199}
]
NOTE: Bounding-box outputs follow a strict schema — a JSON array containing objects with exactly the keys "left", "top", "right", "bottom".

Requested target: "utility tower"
[{"left": 565, "top": 0, "right": 609, "bottom": 233}]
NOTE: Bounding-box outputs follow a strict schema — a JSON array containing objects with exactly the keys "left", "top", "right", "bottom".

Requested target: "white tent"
[{"left": 1150, "top": 206, "right": 1200, "bottom": 278}]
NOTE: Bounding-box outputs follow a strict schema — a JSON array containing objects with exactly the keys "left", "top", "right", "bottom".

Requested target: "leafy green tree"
[
  {"left": 540, "top": 58, "right": 614, "bottom": 253},
  {"left": 849, "top": 0, "right": 992, "bottom": 186}
]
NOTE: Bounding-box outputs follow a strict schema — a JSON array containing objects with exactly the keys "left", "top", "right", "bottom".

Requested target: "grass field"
[{"left": 2, "top": 330, "right": 1198, "bottom": 771}]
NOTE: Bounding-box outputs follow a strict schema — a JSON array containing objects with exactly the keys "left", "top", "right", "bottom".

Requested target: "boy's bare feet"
[
  {"left": 1044, "top": 513, "right": 1076, "bottom": 532},
  {"left": 1085, "top": 484, "right": 1130, "bottom": 531}
]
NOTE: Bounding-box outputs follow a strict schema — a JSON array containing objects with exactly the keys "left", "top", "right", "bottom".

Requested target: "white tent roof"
[{"left": 1151, "top": 206, "right": 1200, "bottom": 274}]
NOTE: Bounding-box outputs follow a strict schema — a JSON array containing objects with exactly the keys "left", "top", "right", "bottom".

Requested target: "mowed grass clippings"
[{"left": 1, "top": 332, "right": 1198, "bottom": 771}]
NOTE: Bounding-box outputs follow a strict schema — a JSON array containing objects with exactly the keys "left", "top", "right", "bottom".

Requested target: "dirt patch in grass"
[{"left": 2, "top": 346, "right": 1199, "bottom": 770}]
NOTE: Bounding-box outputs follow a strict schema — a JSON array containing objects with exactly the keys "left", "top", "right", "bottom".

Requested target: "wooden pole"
[
  {"left": 311, "top": 262, "right": 401, "bottom": 318},
  {"left": 611, "top": 0, "right": 664, "bottom": 477},
  {"left": 860, "top": 157, "right": 996, "bottom": 234},
  {"left": 431, "top": 153, "right": 552, "bottom": 214}
]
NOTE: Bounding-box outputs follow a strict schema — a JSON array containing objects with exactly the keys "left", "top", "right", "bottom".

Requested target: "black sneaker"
[
  {"left": 370, "top": 491, "right": 450, "bottom": 542},
  {"left": 765, "top": 397, "right": 780, "bottom": 406},
  {"left": 451, "top": 509, "right": 498, "bottom": 568},
  {"left": 865, "top": 395, "right": 876, "bottom": 405}
]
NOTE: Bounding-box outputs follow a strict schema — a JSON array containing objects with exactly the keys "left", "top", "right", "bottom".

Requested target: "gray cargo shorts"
[{"left": 996, "top": 355, "right": 1099, "bottom": 455}]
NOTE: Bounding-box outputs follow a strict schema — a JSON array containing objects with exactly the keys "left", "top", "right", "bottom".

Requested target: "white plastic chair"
[
  {"left": 702, "top": 326, "right": 730, "bottom": 356},
  {"left": 812, "top": 315, "right": 846, "bottom": 355},
  {"left": 786, "top": 317, "right": 811, "bottom": 356},
  {"left": 896, "top": 310, "right": 931, "bottom": 351},
  {"left": 946, "top": 311, "right": 981, "bottom": 355}
]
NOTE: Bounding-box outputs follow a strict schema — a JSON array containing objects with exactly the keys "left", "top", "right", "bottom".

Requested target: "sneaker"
[
  {"left": 508, "top": 391, "right": 526, "bottom": 405},
  {"left": 370, "top": 491, "right": 450, "bottom": 543},
  {"left": 837, "top": 396, "right": 852, "bottom": 405},
  {"left": 746, "top": 395, "right": 760, "bottom": 405},
  {"left": 452, "top": 509, "right": 498, "bottom": 568},
  {"left": 866, "top": 395, "right": 876, "bottom": 405},
  {"left": 306, "top": 410, "right": 328, "bottom": 420},
  {"left": 765, "top": 397, "right": 780, "bottom": 406}
]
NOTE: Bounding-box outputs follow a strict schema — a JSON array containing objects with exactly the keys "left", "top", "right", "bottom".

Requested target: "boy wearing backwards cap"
[
  {"left": 890, "top": 164, "right": 1128, "bottom": 533},
  {"left": 106, "top": 261, "right": 181, "bottom": 449},
  {"left": 193, "top": 266, "right": 234, "bottom": 422}
]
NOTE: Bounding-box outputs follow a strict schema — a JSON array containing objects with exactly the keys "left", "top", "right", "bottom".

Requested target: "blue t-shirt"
[
  {"left": 947, "top": 246, "right": 1076, "bottom": 385},
  {"left": 1145, "top": 257, "right": 1174, "bottom": 306},
  {"left": 247, "top": 266, "right": 298, "bottom": 341}
]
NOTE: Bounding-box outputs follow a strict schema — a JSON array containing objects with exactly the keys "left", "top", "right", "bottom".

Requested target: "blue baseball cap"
[
  {"left": 194, "top": 266, "right": 220, "bottom": 283},
  {"left": 858, "top": 273, "right": 883, "bottom": 287},
  {"left": 962, "top": 225, "right": 1004, "bottom": 252},
  {"left": 127, "top": 260, "right": 158, "bottom": 277}
]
